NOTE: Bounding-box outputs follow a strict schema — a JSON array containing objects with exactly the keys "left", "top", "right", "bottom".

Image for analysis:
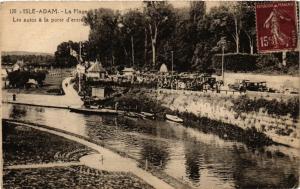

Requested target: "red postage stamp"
[{"left": 255, "top": 2, "right": 298, "bottom": 53}]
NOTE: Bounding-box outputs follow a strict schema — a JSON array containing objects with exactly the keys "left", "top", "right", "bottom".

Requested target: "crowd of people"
[{"left": 86, "top": 72, "right": 222, "bottom": 92}]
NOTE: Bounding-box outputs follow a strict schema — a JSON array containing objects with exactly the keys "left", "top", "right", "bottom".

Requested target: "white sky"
[{"left": 0, "top": 1, "right": 220, "bottom": 54}]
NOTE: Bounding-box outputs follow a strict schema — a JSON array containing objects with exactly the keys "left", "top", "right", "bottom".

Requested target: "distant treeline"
[{"left": 1, "top": 55, "right": 55, "bottom": 67}]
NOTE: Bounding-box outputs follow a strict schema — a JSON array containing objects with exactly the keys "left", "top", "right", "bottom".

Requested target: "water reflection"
[
  {"left": 2, "top": 103, "right": 299, "bottom": 189},
  {"left": 140, "top": 141, "right": 169, "bottom": 169},
  {"left": 5, "top": 104, "right": 88, "bottom": 136},
  {"left": 9, "top": 105, "right": 27, "bottom": 119},
  {"left": 184, "top": 140, "right": 203, "bottom": 183}
]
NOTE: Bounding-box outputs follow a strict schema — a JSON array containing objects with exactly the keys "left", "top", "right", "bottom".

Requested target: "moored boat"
[
  {"left": 165, "top": 114, "right": 183, "bottom": 123},
  {"left": 141, "top": 112, "right": 155, "bottom": 119}
]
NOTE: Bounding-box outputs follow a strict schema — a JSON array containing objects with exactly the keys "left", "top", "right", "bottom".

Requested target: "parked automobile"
[{"left": 229, "top": 79, "right": 268, "bottom": 92}]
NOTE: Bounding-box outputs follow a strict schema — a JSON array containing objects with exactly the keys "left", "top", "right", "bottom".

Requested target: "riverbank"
[
  {"left": 99, "top": 88, "right": 299, "bottom": 149},
  {"left": 157, "top": 89, "right": 299, "bottom": 148}
]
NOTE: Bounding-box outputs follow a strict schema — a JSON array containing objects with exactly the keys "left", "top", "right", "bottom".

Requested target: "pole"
[
  {"left": 78, "top": 42, "right": 82, "bottom": 92},
  {"left": 131, "top": 35, "right": 134, "bottom": 67},
  {"left": 79, "top": 42, "right": 82, "bottom": 63},
  {"left": 78, "top": 72, "right": 81, "bottom": 92},
  {"left": 171, "top": 51, "right": 174, "bottom": 90},
  {"left": 221, "top": 46, "right": 224, "bottom": 82},
  {"left": 282, "top": 51, "right": 287, "bottom": 66}
]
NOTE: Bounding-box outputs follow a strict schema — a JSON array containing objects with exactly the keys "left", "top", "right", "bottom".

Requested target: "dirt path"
[{"left": 61, "top": 77, "right": 83, "bottom": 107}]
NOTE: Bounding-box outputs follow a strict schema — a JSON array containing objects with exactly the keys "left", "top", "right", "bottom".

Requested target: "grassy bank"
[
  {"left": 2, "top": 121, "right": 95, "bottom": 166},
  {"left": 232, "top": 95, "right": 299, "bottom": 119},
  {"left": 4, "top": 166, "right": 154, "bottom": 189},
  {"left": 181, "top": 112, "right": 274, "bottom": 147}
]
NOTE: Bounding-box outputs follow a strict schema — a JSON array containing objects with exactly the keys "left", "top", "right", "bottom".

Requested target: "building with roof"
[{"left": 86, "top": 61, "right": 106, "bottom": 80}]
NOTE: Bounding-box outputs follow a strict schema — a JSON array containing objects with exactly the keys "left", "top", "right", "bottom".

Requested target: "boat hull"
[{"left": 165, "top": 114, "right": 183, "bottom": 123}]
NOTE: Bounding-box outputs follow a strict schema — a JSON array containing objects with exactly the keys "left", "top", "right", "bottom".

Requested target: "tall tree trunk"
[
  {"left": 234, "top": 17, "right": 240, "bottom": 54},
  {"left": 111, "top": 52, "right": 115, "bottom": 67},
  {"left": 245, "top": 32, "right": 254, "bottom": 54},
  {"left": 149, "top": 23, "right": 158, "bottom": 68},
  {"left": 151, "top": 39, "right": 156, "bottom": 67},
  {"left": 144, "top": 27, "right": 148, "bottom": 66},
  {"left": 250, "top": 42, "right": 253, "bottom": 55},
  {"left": 131, "top": 35, "right": 134, "bottom": 67}
]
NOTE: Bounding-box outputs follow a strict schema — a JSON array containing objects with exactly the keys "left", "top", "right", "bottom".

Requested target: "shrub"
[
  {"left": 256, "top": 54, "right": 280, "bottom": 68},
  {"left": 212, "top": 53, "right": 257, "bottom": 72},
  {"left": 286, "top": 51, "right": 299, "bottom": 66},
  {"left": 232, "top": 96, "right": 299, "bottom": 119},
  {"left": 212, "top": 51, "right": 299, "bottom": 73}
]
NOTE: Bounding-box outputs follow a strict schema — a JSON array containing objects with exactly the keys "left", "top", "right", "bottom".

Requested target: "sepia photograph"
[{"left": 0, "top": 1, "right": 299, "bottom": 188}]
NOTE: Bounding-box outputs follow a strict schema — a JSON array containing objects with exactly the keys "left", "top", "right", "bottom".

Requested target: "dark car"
[{"left": 229, "top": 79, "right": 268, "bottom": 92}]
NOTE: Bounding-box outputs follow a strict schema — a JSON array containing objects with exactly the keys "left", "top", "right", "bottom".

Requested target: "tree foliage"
[
  {"left": 53, "top": 2, "right": 298, "bottom": 73},
  {"left": 7, "top": 70, "right": 47, "bottom": 88},
  {"left": 54, "top": 41, "right": 79, "bottom": 67}
]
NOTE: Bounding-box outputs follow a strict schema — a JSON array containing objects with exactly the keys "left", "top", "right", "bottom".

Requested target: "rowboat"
[
  {"left": 141, "top": 112, "right": 155, "bottom": 119},
  {"left": 165, "top": 114, "right": 183, "bottom": 123}
]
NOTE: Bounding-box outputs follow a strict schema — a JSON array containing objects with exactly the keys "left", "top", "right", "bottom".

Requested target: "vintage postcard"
[{"left": 1, "top": 1, "right": 299, "bottom": 189}]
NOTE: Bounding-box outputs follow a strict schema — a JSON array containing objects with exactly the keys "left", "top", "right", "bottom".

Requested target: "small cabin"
[{"left": 86, "top": 62, "right": 106, "bottom": 80}]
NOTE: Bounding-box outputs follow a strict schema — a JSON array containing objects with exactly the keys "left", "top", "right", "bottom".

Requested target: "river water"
[{"left": 2, "top": 103, "right": 299, "bottom": 189}]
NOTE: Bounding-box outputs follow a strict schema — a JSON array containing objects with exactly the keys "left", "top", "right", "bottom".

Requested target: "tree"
[
  {"left": 7, "top": 71, "right": 30, "bottom": 88},
  {"left": 83, "top": 8, "right": 121, "bottom": 67},
  {"left": 31, "top": 71, "right": 47, "bottom": 86},
  {"left": 209, "top": 5, "right": 233, "bottom": 51},
  {"left": 189, "top": 2, "right": 214, "bottom": 72},
  {"left": 209, "top": 2, "right": 256, "bottom": 54},
  {"left": 190, "top": 1, "right": 206, "bottom": 24},
  {"left": 191, "top": 42, "right": 213, "bottom": 72},
  {"left": 239, "top": 2, "right": 256, "bottom": 54},
  {"left": 228, "top": 2, "right": 243, "bottom": 54},
  {"left": 54, "top": 41, "right": 79, "bottom": 67},
  {"left": 144, "top": 1, "right": 175, "bottom": 68},
  {"left": 119, "top": 10, "right": 146, "bottom": 68}
]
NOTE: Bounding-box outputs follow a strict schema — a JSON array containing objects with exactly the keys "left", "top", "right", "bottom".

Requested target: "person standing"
[{"left": 12, "top": 93, "right": 16, "bottom": 101}]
